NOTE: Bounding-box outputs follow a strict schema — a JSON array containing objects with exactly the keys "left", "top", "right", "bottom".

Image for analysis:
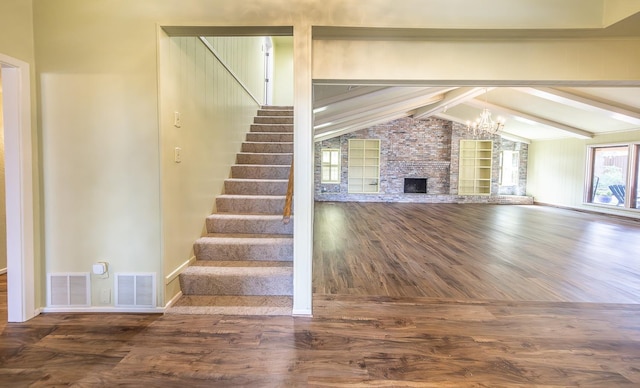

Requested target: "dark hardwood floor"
[
  {"left": 313, "top": 203, "right": 640, "bottom": 303},
  {"left": 1, "top": 203, "right": 639, "bottom": 386}
]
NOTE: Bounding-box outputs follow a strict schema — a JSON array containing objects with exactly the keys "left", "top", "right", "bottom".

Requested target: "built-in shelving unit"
[
  {"left": 458, "top": 140, "right": 493, "bottom": 195},
  {"left": 348, "top": 139, "right": 380, "bottom": 193}
]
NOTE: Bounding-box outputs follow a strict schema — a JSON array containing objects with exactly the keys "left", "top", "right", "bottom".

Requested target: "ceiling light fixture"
[{"left": 467, "top": 90, "right": 505, "bottom": 135}]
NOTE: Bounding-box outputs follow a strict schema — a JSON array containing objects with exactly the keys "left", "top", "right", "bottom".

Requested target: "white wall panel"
[{"left": 528, "top": 130, "right": 640, "bottom": 219}]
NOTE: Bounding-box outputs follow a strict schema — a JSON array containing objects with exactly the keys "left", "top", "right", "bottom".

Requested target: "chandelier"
[
  {"left": 467, "top": 108, "right": 505, "bottom": 135},
  {"left": 466, "top": 89, "right": 505, "bottom": 135}
]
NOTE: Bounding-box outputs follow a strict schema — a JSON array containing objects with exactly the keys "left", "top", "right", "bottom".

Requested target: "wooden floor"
[{"left": 1, "top": 203, "right": 639, "bottom": 386}]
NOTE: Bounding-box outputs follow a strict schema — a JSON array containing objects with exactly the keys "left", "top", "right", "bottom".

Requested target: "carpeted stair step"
[
  {"left": 254, "top": 116, "right": 293, "bottom": 125},
  {"left": 216, "top": 194, "right": 286, "bottom": 214},
  {"left": 179, "top": 264, "right": 293, "bottom": 296},
  {"left": 250, "top": 123, "right": 293, "bottom": 132},
  {"left": 246, "top": 132, "right": 293, "bottom": 142},
  {"left": 231, "top": 164, "right": 290, "bottom": 179},
  {"left": 236, "top": 152, "right": 292, "bottom": 165},
  {"left": 166, "top": 295, "right": 292, "bottom": 315},
  {"left": 257, "top": 109, "right": 293, "bottom": 117},
  {"left": 194, "top": 235, "right": 293, "bottom": 261},
  {"left": 241, "top": 141, "right": 293, "bottom": 153},
  {"left": 241, "top": 142, "right": 293, "bottom": 153},
  {"left": 206, "top": 214, "right": 293, "bottom": 235},
  {"left": 261, "top": 105, "right": 292, "bottom": 110},
  {"left": 224, "top": 178, "right": 288, "bottom": 195}
]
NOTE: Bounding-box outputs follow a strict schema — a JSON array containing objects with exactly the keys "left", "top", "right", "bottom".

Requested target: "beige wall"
[
  {"left": 527, "top": 130, "right": 640, "bottom": 218},
  {"left": 273, "top": 38, "right": 294, "bottom": 106},
  {"left": 0, "top": 71, "right": 5, "bottom": 271},
  {"left": 160, "top": 35, "right": 263, "bottom": 304},
  {"left": 23, "top": 0, "right": 640, "bottom": 311},
  {"left": 313, "top": 38, "right": 640, "bottom": 82},
  {"left": 0, "top": 0, "right": 41, "bottom": 305},
  {"left": 0, "top": 0, "right": 35, "bottom": 63}
]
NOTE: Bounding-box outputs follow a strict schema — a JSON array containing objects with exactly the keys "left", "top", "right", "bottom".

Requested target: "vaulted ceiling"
[{"left": 313, "top": 85, "right": 640, "bottom": 143}]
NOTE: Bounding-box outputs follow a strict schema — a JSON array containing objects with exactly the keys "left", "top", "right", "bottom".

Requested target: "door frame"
[{"left": 1, "top": 53, "right": 36, "bottom": 323}]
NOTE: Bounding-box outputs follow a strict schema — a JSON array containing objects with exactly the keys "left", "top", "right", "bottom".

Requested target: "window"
[
  {"left": 321, "top": 148, "right": 341, "bottom": 183},
  {"left": 500, "top": 150, "right": 519, "bottom": 186},
  {"left": 586, "top": 144, "right": 639, "bottom": 209}
]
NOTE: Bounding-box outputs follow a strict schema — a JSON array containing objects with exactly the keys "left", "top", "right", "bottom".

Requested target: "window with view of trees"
[{"left": 585, "top": 144, "right": 639, "bottom": 209}]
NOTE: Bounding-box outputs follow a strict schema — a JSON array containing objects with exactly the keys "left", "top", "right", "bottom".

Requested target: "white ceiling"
[{"left": 313, "top": 85, "right": 640, "bottom": 143}]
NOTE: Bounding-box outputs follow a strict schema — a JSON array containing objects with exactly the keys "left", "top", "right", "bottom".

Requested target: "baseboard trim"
[
  {"left": 292, "top": 309, "right": 313, "bottom": 317},
  {"left": 165, "top": 256, "right": 196, "bottom": 285},
  {"left": 0, "top": 268, "right": 6, "bottom": 275},
  {"left": 535, "top": 201, "right": 640, "bottom": 222},
  {"left": 41, "top": 306, "right": 165, "bottom": 314},
  {"left": 164, "top": 291, "right": 183, "bottom": 309}
]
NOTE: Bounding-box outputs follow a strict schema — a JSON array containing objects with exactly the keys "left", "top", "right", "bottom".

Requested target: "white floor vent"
[
  {"left": 115, "top": 273, "right": 156, "bottom": 307},
  {"left": 47, "top": 273, "right": 90, "bottom": 307}
]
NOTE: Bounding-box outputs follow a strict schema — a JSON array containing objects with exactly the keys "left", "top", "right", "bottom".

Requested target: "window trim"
[
  {"left": 584, "top": 142, "right": 640, "bottom": 209},
  {"left": 320, "top": 148, "right": 341, "bottom": 184}
]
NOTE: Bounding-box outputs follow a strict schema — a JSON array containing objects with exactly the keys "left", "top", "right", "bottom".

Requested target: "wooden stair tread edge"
[{"left": 164, "top": 305, "right": 292, "bottom": 316}]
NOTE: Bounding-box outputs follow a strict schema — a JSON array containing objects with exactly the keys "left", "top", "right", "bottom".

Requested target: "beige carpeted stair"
[{"left": 167, "top": 106, "right": 294, "bottom": 316}]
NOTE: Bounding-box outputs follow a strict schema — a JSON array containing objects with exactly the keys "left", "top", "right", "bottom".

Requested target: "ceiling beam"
[
  {"left": 517, "top": 87, "right": 640, "bottom": 125},
  {"left": 465, "top": 99, "right": 594, "bottom": 139},
  {"left": 314, "top": 86, "right": 453, "bottom": 126},
  {"left": 314, "top": 86, "right": 387, "bottom": 109},
  {"left": 412, "top": 87, "right": 492, "bottom": 119}
]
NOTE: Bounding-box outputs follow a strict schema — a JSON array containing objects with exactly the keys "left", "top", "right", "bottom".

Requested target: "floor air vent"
[
  {"left": 47, "top": 273, "right": 90, "bottom": 307},
  {"left": 115, "top": 273, "right": 156, "bottom": 307}
]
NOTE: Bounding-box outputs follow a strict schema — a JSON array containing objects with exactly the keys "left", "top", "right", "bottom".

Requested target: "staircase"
[{"left": 167, "top": 106, "right": 294, "bottom": 315}]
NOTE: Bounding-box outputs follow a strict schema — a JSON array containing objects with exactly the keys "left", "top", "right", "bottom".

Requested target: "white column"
[{"left": 292, "top": 24, "right": 313, "bottom": 316}]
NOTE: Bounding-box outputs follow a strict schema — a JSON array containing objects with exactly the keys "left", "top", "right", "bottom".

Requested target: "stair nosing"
[
  {"left": 225, "top": 178, "right": 288, "bottom": 182},
  {"left": 217, "top": 194, "right": 286, "bottom": 198}
]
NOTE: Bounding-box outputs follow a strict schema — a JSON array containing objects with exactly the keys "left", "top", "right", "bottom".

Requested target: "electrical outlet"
[
  {"left": 174, "top": 111, "right": 182, "bottom": 128},
  {"left": 100, "top": 289, "right": 111, "bottom": 304},
  {"left": 174, "top": 147, "right": 182, "bottom": 163}
]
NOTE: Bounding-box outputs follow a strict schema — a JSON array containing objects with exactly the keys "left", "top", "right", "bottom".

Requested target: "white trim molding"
[{"left": 1, "top": 53, "right": 36, "bottom": 323}]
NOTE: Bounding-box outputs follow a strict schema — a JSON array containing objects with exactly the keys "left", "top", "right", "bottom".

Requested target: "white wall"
[
  {"left": 160, "top": 35, "right": 262, "bottom": 304},
  {"left": 527, "top": 130, "right": 640, "bottom": 219},
  {"left": 204, "top": 36, "right": 267, "bottom": 104}
]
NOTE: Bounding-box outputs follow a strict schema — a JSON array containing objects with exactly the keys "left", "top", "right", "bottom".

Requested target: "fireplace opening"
[{"left": 404, "top": 178, "right": 428, "bottom": 194}]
